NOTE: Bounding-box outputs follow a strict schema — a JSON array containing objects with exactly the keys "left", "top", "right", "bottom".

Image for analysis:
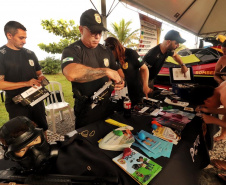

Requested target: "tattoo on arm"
[
  {"left": 0, "top": 75, "right": 4, "bottom": 81},
  {"left": 74, "top": 69, "right": 106, "bottom": 82}
]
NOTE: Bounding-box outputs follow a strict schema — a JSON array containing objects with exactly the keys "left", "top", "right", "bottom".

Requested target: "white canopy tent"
[{"left": 119, "top": 0, "right": 226, "bottom": 37}]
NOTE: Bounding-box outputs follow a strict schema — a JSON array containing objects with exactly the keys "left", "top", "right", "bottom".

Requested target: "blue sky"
[{"left": 0, "top": 0, "right": 198, "bottom": 60}]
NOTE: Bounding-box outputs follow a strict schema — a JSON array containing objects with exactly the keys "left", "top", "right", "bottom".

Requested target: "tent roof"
[{"left": 120, "top": 0, "right": 226, "bottom": 37}]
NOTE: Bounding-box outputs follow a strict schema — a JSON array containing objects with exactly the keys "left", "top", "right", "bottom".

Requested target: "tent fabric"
[{"left": 120, "top": 0, "right": 226, "bottom": 37}]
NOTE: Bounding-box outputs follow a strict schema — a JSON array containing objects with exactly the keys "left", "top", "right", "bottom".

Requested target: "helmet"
[{"left": 0, "top": 116, "right": 50, "bottom": 171}]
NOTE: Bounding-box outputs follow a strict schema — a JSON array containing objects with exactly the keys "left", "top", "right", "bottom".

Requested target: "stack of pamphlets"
[
  {"left": 155, "top": 110, "right": 193, "bottom": 135},
  {"left": 152, "top": 125, "right": 181, "bottom": 145},
  {"left": 133, "top": 130, "right": 173, "bottom": 159}
]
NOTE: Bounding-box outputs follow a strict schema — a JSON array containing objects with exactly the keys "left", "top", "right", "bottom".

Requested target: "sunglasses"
[{"left": 83, "top": 26, "right": 102, "bottom": 37}]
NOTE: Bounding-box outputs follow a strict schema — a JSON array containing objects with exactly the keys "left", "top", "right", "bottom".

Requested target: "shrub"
[{"left": 40, "top": 56, "right": 61, "bottom": 74}]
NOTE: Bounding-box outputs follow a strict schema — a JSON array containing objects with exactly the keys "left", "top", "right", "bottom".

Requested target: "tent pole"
[{"left": 101, "top": 0, "right": 107, "bottom": 40}]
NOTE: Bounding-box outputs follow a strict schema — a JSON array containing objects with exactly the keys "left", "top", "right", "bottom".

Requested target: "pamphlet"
[{"left": 112, "top": 148, "right": 162, "bottom": 185}]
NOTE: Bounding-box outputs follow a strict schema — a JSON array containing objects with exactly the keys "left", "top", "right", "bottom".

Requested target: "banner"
[{"left": 138, "top": 13, "right": 162, "bottom": 56}]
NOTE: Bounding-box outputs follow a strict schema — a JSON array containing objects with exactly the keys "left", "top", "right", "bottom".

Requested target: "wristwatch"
[{"left": 180, "top": 63, "right": 186, "bottom": 66}]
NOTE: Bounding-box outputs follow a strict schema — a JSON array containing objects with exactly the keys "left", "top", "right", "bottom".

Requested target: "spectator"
[
  {"left": 190, "top": 82, "right": 226, "bottom": 182},
  {"left": 214, "top": 40, "right": 226, "bottom": 85},
  {"left": 190, "top": 81, "right": 226, "bottom": 141},
  {"left": 105, "top": 37, "right": 152, "bottom": 105}
]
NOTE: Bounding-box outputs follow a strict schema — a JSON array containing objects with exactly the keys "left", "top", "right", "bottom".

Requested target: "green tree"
[
  {"left": 38, "top": 19, "right": 81, "bottom": 54},
  {"left": 107, "top": 19, "right": 140, "bottom": 48},
  {"left": 40, "top": 56, "right": 61, "bottom": 74}
]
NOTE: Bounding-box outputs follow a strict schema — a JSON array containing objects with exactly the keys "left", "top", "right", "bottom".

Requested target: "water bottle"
[{"left": 123, "top": 95, "right": 131, "bottom": 118}]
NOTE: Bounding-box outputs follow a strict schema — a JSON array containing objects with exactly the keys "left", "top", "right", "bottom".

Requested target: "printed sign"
[{"left": 138, "top": 14, "right": 162, "bottom": 56}]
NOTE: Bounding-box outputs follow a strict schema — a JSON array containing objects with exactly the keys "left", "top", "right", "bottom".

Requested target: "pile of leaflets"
[
  {"left": 133, "top": 130, "right": 173, "bottom": 159},
  {"left": 155, "top": 109, "right": 195, "bottom": 135},
  {"left": 152, "top": 125, "right": 180, "bottom": 145}
]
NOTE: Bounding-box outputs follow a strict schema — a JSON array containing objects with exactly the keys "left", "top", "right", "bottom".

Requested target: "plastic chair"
[
  {"left": 45, "top": 81, "right": 73, "bottom": 133},
  {"left": 0, "top": 90, "right": 5, "bottom": 102}
]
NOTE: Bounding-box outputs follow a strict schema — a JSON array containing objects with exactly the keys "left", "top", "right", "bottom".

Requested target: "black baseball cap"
[
  {"left": 80, "top": 9, "right": 108, "bottom": 32},
  {"left": 164, "top": 30, "right": 186, "bottom": 43}
]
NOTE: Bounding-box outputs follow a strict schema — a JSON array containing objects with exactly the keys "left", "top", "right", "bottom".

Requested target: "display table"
[
  {"left": 0, "top": 109, "right": 219, "bottom": 185},
  {"left": 75, "top": 113, "right": 216, "bottom": 185}
]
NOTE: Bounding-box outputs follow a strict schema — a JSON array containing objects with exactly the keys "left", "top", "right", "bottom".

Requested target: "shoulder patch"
[
  {"left": 99, "top": 44, "right": 107, "bottom": 50},
  {"left": 73, "top": 45, "right": 81, "bottom": 50},
  {"left": 138, "top": 57, "right": 142, "bottom": 62},
  {"left": 25, "top": 49, "right": 32, "bottom": 54},
  {"left": 0, "top": 48, "right": 6, "bottom": 54},
  {"left": 62, "top": 57, "right": 74, "bottom": 63}
]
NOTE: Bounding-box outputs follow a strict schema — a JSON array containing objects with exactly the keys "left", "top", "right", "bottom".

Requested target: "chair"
[
  {"left": 45, "top": 81, "right": 73, "bottom": 133},
  {"left": 0, "top": 90, "right": 5, "bottom": 102}
]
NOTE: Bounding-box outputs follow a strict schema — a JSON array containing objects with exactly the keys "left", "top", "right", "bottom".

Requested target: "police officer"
[
  {"left": 61, "top": 9, "right": 125, "bottom": 129},
  {"left": 0, "top": 21, "right": 48, "bottom": 131},
  {"left": 143, "top": 30, "right": 188, "bottom": 88},
  {"left": 105, "top": 37, "right": 152, "bottom": 105}
]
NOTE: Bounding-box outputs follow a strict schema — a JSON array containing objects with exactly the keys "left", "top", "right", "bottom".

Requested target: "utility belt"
[
  {"left": 73, "top": 81, "right": 115, "bottom": 112},
  {"left": 73, "top": 89, "right": 90, "bottom": 113},
  {"left": 73, "top": 90, "right": 90, "bottom": 103}
]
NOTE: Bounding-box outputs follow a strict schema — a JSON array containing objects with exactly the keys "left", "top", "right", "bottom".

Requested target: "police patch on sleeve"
[{"left": 62, "top": 57, "right": 74, "bottom": 63}]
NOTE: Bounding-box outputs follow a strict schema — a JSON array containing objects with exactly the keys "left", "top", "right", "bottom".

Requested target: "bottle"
[{"left": 123, "top": 94, "right": 131, "bottom": 118}]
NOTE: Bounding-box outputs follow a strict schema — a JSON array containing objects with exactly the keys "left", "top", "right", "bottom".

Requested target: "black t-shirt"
[
  {"left": 121, "top": 48, "right": 144, "bottom": 104},
  {"left": 142, "top": 44, "right": 173, "bottom": 80},
  {"left": 0, "top": 46, "right": 41, "bottom": 103},
  {"left": 61, "top": 40, "right": 119, "bottom": 98}
]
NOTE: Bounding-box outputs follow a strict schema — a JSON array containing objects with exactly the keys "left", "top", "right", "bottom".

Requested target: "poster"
[{"left": 138, "top": 14, "right": 162, "bottom": 56}]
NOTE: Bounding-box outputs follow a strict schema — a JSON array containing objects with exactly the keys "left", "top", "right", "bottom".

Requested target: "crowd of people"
[{"left": 0, "top": 8, "right": 225, "bottom": 183}]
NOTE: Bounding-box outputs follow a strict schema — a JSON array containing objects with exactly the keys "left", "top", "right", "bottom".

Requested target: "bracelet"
[{"left": 180, "top": 63, "right": 185, "bottom": 66}]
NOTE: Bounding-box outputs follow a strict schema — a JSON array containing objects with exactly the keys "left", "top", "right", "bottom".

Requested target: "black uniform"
[
  {"left": 143, "top": 44, "right": 174, "bottom": 81},
  {"left": 120, "top": 48, "right": 144, "bottom": 105},
  {"left": 0, "top": 45, "right": 48, "bottom": 130},
  {"left": 61, "top": 40, "right": 120, "bottom": 129}
]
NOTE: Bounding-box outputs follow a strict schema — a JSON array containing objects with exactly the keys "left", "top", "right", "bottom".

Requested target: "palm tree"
[{"left": 107, "top": 19, "right": 140, "bottom": 49}]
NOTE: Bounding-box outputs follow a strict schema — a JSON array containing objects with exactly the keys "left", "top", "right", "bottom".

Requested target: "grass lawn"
[{"left": 0, "top": 73, "right": 73, "bottom": 127}]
